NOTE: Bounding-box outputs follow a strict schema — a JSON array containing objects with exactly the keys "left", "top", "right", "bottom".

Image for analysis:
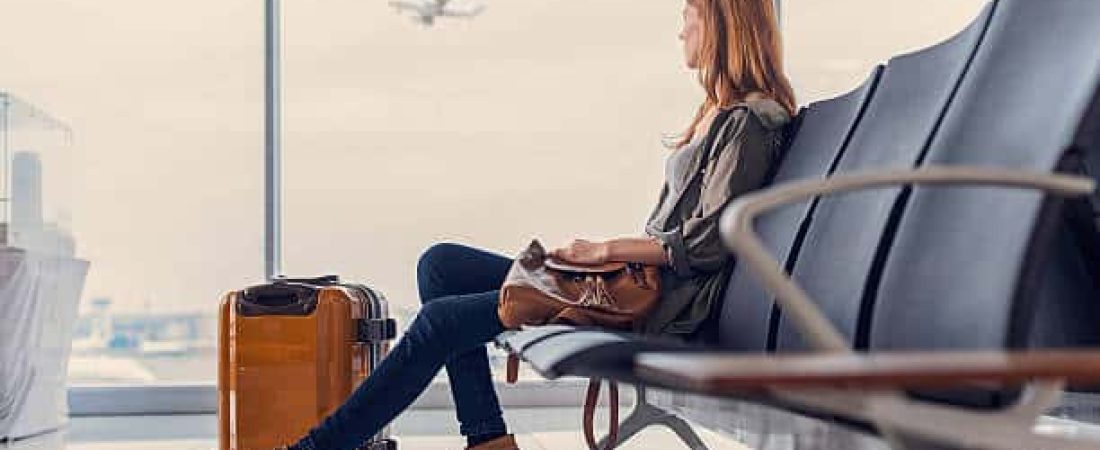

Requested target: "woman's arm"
[
  {"left": 551, "top": 237, "right": 669, "bottom": 266},
  {"left": 606, "top": 237, "right": 668, "bottom": 265}
]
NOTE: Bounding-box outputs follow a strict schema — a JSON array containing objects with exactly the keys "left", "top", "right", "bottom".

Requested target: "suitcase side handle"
[
  {"left": 356, "top": 318, "right": 398, "bottom": 342},
  {"left": 238, "top": 283, "right": 320, "bottom": 316}
]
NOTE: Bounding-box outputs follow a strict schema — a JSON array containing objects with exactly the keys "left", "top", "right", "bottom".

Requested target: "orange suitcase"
[{"left": 218, "top": 276, "right": 398, "bottom": 450}]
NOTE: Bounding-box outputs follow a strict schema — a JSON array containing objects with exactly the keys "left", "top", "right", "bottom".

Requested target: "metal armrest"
[
  {"left": 719, "top": 166, "right": 1096, "bottom": 352},
  {"left": 635, "top": 349, "right": 1100, "bottom": 392}
]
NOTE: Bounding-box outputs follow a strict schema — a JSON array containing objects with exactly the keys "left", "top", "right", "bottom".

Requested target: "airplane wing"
[
  {"left": 442, "top": 2, "right": 486, "bottom": 18},
  {"left": 389, "top": 0, "right": 427, "bottom": 13}
]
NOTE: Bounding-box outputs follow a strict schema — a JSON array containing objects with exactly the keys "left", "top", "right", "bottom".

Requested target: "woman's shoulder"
[{"left": 720, "top": 96, "right": 791, "bottom": 132}]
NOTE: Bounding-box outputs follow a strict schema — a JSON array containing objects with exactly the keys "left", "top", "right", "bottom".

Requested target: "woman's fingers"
[
  {"left": 552, "top": 246, "right": 575, "bottom": 262},
  {"left": 549, "top": 239, "right": 607, "bottom": 265}
]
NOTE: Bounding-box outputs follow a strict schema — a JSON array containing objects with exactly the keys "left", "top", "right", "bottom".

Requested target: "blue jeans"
[{"left": 296, "top": 243, "right": 513, "bottom": 450}]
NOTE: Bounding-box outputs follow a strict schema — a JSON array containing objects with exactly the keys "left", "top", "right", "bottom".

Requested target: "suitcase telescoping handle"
[
  {"left": 238, "top": 282, "right": 320, "bottom": 316},
  {"left": 273, "top": 275, "right": 340, "bottom": 286}
]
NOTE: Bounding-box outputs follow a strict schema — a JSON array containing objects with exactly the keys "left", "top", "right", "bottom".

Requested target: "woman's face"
[{"left": 680, "top": 2, "right": 704, "bottom": 69}]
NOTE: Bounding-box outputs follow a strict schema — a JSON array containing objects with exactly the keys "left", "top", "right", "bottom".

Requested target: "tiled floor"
[
  {"left": 58, "top": 431, "right": 745, "bottom": 450},
  {"left": 6, "top": 408, "right": 752, "bottom": 450}
]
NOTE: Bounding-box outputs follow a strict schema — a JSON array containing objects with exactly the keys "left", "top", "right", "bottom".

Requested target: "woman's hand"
[{"left": 551, "top": 239, "right": 612, "bottom": 265}]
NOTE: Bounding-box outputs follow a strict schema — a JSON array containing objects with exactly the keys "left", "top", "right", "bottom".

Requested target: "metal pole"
[
  {"left": 0, "top": 94, "right": 8, "bottom": 246},
  {"left": 264, "top": 0, "right": 283, "bottom": 280}
]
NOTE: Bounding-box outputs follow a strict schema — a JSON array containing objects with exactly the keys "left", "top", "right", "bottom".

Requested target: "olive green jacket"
[{"left": 642, "top": 99, "right": 791, "bottom": 336}]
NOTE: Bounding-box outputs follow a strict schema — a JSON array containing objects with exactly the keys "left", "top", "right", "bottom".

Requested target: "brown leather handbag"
[{"left": 497, "top": 239, "right": 661, "bottom": 450}]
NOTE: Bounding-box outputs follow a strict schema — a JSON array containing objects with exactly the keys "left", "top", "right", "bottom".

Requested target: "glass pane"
[
  {"left": 0, "top": 96, "right": 74, "bottom": 252},
  {"left": 0, "top": 1, "right": 262, "bottom": 394},
  {"left": 784, "top": 0, "right": 989, "bottom": 102}
]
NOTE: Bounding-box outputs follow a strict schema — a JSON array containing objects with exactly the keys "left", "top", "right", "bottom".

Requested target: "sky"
[{"left": 0, "top": 0, "right": 985, "bottom": 315}]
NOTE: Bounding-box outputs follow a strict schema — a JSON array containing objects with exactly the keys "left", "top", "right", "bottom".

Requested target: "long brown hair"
[{"left": 677, "top": 0, "right": 796, "bottom": 148}]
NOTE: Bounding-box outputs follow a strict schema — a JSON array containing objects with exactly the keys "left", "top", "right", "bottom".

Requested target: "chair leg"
[
  {"left": 595, "top": 385, "right": 710, "bottom": 450},
  {"left": 657, "top": 411, "right": 710, "bottom": 450}
]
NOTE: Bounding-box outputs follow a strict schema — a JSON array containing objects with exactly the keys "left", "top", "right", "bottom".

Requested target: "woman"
[{"left": 286, "top": 0, "right": 794, "bottom": 448}]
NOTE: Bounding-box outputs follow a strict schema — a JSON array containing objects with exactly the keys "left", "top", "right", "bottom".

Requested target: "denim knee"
[
  {"left": 416, "top": 242, "right": 465, "bottom": 303},
  {"left": 417, "top": 243, "right": 465, "bottom": 273}
]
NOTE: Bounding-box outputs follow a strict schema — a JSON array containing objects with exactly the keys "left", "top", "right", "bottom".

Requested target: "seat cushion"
[
  {"left": 494, "top": 324, "right": 578, "bottom": 354},
  {"left": 504, "top": 327, "right": 692, "bottom": 383}
]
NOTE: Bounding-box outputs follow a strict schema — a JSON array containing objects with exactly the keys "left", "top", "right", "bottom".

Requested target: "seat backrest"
[
  {"left": 773, "top": 5, "right": 994, "bottom": 351},
  {"left": 869, "top": 0, "right": 1100, "bottom": 354},
  {"left": 1029, "top": 26, "right": 1100, "bottom": 362},
  {"left": 714, "top": 70, "right": 881, "bottom": 351},
  {"left": 1079, "top": 99, "right": 1100, "bottom": 237},
  {"left": 1028, "top": 218, "right": 1100, "bottom": 351},
  {"left": 1071, "top": 96, "right": 1100, "bottom": 285}
]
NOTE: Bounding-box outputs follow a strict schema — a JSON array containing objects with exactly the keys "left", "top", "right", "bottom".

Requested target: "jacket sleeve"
[
  {"left": 650, "top": 113, "right": 781, "bottom": 278},
  {"left": 642, "top": 184, "right": 670, "bottom": 233}
]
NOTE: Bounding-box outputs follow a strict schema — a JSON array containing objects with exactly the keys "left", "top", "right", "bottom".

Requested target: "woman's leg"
[
  {"left": 296, "top": 290, "right": 506, "bottom": 450},
  {"left": 417, "top": 243, "right": 512, "bottom": 300},
  {"left": 416, "top": 243, "right": 514, "bottom": 443}
]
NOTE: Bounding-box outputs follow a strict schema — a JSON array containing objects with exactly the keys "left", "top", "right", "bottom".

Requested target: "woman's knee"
[
  {"left": 417, "top": 242, "right": 468, "bottom": 303},
  {"left": 417, "top": 243, "right": 464, "bottom": 276}
]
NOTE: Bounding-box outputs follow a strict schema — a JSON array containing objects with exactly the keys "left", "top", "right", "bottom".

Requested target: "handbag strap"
[
  {"left": 506, "top": 354, "right": 520, "bottom": 384},
  {"left": 583, "top": 378, "right": 620, "bottom": 450}
]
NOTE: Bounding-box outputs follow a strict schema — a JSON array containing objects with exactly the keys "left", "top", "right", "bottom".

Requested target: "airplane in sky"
[{"left": 388, "top": 0, "right": 486, "bottom": 27}]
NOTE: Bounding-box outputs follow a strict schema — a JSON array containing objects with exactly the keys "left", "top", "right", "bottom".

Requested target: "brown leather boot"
[{"left": 465, "top": 434, "right": 520, "bottom": 450}]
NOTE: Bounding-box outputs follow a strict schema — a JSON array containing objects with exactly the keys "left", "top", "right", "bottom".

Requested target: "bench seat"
[{"left": 496, "top": 327, "right": 692, "bottom": 382}]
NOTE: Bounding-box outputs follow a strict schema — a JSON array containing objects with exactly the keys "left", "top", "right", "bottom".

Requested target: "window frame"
[{"left": 68, "top": 380, "right": 606, "bottom": 416}]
